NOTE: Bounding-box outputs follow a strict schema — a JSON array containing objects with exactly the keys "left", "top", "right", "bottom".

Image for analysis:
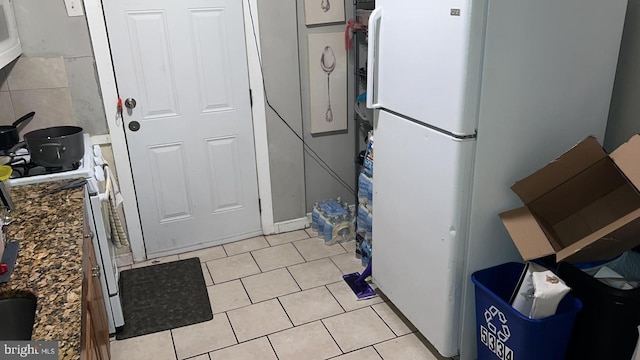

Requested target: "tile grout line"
[
  {"left": 251, "top": 243, "right": 307, "bottom": 273},
  {"left": 237, "top": 272, "right": 253, "bottom": 307},
  {"left": 326, "top": 347, "right": 377, "bottom": 360},
  {"left": 169, "top": 328, "right": 179, "bottom": 360},
  {"left": 183, "top": 351, "right": 212, "bottom": 360},
  {"left": 372, "top": 344, "right": 385, "bottom": 359},
  {"left": 222, "top": 236, "right": 270, "bottom": 257},
  {"left": 203, "top": 261, "right": 214, "bottom": 287},
  {"left": 370, "top": 302, "right": 401, "bottom": 338},
  {"left": 285, "top": 262, "right": 304, "bottom": 293},
  {"left": 223, "top": 311, "right": 240, "bottom": 349},
  {"left": 290, "top": 238, "right": 311, "bottom": 262},
  {"left": 328, "top": 253, "right": 349, "bottom": 276},
  {"left": 325, "top": 283, "right": 349, "bottom": 313},
  {"left": 264, "top": 335, "right": 282, "bottom": 360},
  {"left": 241, "top": 268, "right": 303, "bottom": 304},
  {"left": 207, "top": 252, "right": 261, "bottom": 284},
  {"left": 370, "top": 330, "right": 432, "bottom": 354},
  {"left": 248, "top": 248, "right": 265, "bottom": 274},
  {"left": 319, "top": 317, "right": 345, "bottom": 356},
  {"left": 275, "top": 296, "right": 297, "bottom": 330},
  {"left": 179, "top": 313, "right": 246, "bottom": 359},
  {"left": 291, "top": 239, "right": 308, "bottom": 261}
]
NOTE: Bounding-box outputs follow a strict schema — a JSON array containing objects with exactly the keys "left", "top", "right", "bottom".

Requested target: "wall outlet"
[{"left": 64, "top": 0, "right": 84, "bottom": 17}]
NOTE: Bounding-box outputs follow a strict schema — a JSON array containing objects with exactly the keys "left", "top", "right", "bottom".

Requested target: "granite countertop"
[{"left": 1, "top": 181, "right": 85, "bottom": 360}]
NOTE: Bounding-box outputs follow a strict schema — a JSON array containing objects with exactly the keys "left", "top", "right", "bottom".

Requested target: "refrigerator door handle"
[{"left": 366, "top": 7, "right": 382, "bottom": 109}]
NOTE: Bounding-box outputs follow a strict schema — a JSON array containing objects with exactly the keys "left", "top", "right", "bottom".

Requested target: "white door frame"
[{"left": 83, "top": 0, "right": 274, "bottom": 262}]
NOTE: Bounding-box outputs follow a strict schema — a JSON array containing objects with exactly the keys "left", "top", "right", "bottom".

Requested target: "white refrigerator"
[{"left": 367, "top": 0, "right": 628, "bottom": 359}]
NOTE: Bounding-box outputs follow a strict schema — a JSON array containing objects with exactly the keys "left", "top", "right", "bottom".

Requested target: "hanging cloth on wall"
[{"left": 345, "top": 19, "right": 367, "bottom": 50}]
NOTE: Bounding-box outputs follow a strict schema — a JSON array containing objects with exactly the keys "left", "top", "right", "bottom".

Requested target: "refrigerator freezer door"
[
  {"left": 372, "top": 110, "right": 475, "bottom": 357},
  {"left": 370, "top": 0, "right": 484, "bottom": 136}
]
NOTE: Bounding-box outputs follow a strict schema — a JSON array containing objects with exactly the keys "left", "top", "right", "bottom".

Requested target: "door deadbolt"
[
  {"left": 129, "top": 121, "right": 141, "bottom": 132},
  {"left": 125, "top": 98, "right": 137, "bottom": 109}
]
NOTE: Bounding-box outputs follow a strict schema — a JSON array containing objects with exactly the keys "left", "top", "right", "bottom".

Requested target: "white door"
[
  {"left": 372, "top": 110, "right": 475, "bottom": 357},
  {"left": 104, "top": 0, "right": 262, "bottom": 257}
]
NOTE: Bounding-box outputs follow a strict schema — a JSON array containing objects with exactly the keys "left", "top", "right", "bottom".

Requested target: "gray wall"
[
  {"left": 605, "top": 0, "right": 640, "bottom": 151},
  {"left": 257, "top": 0, "right": 307, "bottom": 222},
  {"left": 297, "top": 2, "right": 357, "bottom": 212},
  {"left": 258, "top": 0, "right": 357, "bottom": 221}
]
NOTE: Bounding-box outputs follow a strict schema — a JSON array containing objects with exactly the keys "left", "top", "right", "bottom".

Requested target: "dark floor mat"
[{"left": 116, "top": 257, "right": 212, "bottom": 340}]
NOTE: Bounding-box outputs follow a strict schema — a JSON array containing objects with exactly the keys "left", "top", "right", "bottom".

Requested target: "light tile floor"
[{"left": 111, "top": 230, "right": 452, "bottom": 360}]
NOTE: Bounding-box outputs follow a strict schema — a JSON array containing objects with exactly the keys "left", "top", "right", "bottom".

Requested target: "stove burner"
[
  {"left": 10, "top": 161, "right": 81, "bottom": 179},
  {"left": 5, "top": 133, "right": 92, "bottom": 186}
]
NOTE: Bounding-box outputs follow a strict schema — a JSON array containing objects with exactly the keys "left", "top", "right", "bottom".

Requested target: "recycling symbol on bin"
[{"left": 484, "top": 305, "right": 510, "bottom": 342}]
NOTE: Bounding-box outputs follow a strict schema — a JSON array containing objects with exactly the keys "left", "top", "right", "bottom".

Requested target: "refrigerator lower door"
[{"left": 372, "top": 110, "right": 475, "bottom": 357}]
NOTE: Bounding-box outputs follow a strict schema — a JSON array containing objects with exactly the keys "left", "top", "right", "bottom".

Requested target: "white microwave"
[{"left": 0, "top": 0, "right": 21, "bottom": 70}]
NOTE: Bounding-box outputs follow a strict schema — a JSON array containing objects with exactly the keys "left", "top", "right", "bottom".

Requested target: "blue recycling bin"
[{"left": 471, "top": 262, "right": 582, "bottom": 360}]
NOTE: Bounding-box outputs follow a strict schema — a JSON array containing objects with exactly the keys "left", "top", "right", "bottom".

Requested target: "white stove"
[{"left": 6, "top": 134, "right": 94, "bottom": 187}]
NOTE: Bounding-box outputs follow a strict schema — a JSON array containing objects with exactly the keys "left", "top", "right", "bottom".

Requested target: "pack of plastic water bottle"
[
  {"left": 361, "top": 239, "right": 372, "bottom": 266},
  {"left": 356, "top": 204, "right": 373, "bottom": 242},
  {"left": 358, "top": 173, "right": 373, "bottom": 209},
  {"left": 362, "top": 133, "right": 374, "bottom": 178},
  {"left": 311, "top": 198, "right": 356, "bottom": 245}
]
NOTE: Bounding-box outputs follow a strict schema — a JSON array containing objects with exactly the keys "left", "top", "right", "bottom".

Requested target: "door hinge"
[
  {"left": 258, "top": 198, "right": 261, "bottom": 213},
  {"left": 249, "top": 89, "right": 253, "bottom": 107}
]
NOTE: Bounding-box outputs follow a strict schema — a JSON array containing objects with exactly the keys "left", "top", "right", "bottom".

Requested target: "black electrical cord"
[{"left": 246, "top": 1, "right": 356, "bottom": 196}]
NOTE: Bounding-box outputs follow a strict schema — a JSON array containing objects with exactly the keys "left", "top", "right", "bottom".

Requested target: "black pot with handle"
[
  {"left": 24, "top": 126, "right": 84, "bottom": 168},
  {"left": 0, "top": 112, "right": 35, "bottom": 151}
]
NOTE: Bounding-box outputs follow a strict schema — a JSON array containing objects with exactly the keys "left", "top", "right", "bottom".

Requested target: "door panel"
[
  {"left": 148, "top": 143, "right": 192, "bottom": 222},
  {"left": 126, "top": 11, "right": 179, "bottom": 119},
  {"left": 191, "top": 9, "right": 234, "bottom": 112},
  {"left": 372, "top": 110, "right": 475, "bottom": 357},
  {"left": 206, "top": 136, "right": 243, "bottom": 211},
  {"left": 105, "top": 0, "right": 262, "bottom": 257}
]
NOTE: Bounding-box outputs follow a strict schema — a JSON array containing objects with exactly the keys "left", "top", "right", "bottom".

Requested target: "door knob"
[{"left": 125, "top": 98, "right": 137, "bottom": 109}]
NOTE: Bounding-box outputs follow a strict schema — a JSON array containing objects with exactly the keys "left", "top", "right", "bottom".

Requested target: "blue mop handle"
[{"left": 355, "top": 259, "right": 372, "bottom": 285}]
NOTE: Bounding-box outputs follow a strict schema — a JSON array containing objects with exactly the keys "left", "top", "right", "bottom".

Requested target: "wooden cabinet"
[{"left": 81, "top": 204, "right": 110, "bottom": 360}]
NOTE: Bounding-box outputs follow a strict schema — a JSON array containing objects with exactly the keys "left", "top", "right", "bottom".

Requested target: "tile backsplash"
[
  {"left": 6, "top": 57, "right": 68, "bottom": 90},
  {"left": 0, "top": 56, "right": 79, "bottom": 137}
]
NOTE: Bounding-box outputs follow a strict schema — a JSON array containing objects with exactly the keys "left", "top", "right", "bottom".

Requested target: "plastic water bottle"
[
  {"left": 311, "top": 202, "right": 320, "bottom": 230},
  {"left": 355, "top": 234, "right": 363, "bottom": 259}
]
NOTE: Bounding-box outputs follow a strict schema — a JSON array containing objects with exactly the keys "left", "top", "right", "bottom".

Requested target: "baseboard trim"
[{"left": 273, "top": 215, "right": 311, "bottom": 234}]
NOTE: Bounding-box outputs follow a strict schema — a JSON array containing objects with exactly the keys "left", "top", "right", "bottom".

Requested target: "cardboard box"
[{"left": 500, "top": 135, "right": 640, "bottom": 263}]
